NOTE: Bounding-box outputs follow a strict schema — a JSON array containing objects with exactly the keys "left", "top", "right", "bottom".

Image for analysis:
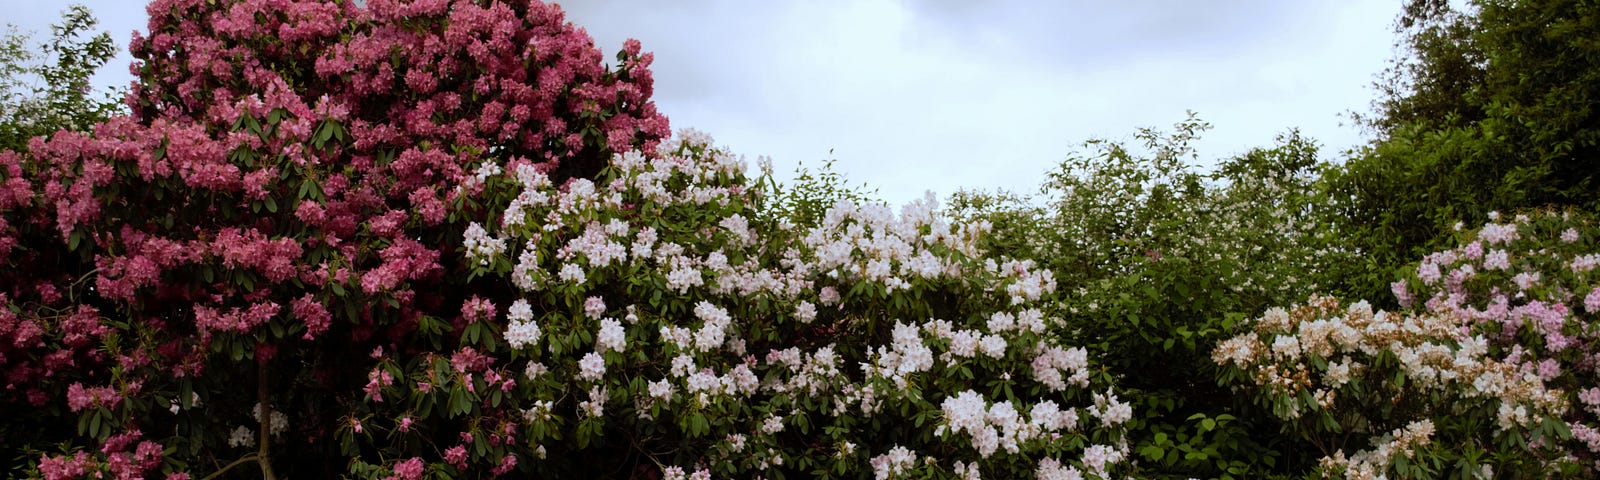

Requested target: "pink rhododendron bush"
[
  {"left": 0, "top": 0, "right": 1133, "bottom": 478},
  {"left": 1214, "top": 211, "right": 1600, "bottom": 478}
]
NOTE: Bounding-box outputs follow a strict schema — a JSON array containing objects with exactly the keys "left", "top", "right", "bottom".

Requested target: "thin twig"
[{"left": 199, "top": 453, "right": 259, "bottom": 480}]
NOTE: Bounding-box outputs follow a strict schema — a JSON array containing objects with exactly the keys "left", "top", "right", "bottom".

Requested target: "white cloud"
[
  {"left": 6, "top": 0, "right": 1401, "bottom": 206},
  {"left": 567, "top": 0, "right": 1400, "bottom": 205}
]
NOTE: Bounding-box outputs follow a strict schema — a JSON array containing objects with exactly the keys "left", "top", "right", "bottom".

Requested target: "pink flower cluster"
[
  {"left": 1, "top": 0, "right": 671, "bottom": 476},
  {"left": 1390, "top": 212, "right": 1600, "bottom": 468}
]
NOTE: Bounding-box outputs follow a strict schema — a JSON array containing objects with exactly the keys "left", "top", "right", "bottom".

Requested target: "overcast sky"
[{"left": 4, "top": 0, "right": 1401, "bottom": 206}]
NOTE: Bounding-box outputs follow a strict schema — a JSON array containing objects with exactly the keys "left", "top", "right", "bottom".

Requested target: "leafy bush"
[
  {"left": 1, "top": 0, "right": 664, "bottom": 477},
  {"left": 451, "top": 130, "right": 1134, "bottom": 478},
  {"left": 949, "top": 115, "right": 1351, "bottom": 479},
  {"left": 1218, "top": 211, "right": 1600, "bottom": 478},
  {"left": 0, "top": 0, "right": 1141, "bottom": 478}
]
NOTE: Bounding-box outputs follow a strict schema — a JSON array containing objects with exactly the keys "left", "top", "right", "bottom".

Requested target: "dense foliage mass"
[
  {"left": 2, "top": 0, "right": 667, "bottom": 477},
  {"left": 5, "top": 0, "right": 1600, "bottom": 479},
  {"left": 1331, "top": 0, "right": 1600, "bottom": 304},
  {"left": 1218, "top": 211, "right": 1600, "bottom": 478},
  {"left": 947, "top": 116, "right": 1348, "bottom": 478}
]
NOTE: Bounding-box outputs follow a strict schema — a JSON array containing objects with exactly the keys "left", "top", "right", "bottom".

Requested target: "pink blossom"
[
  {"left": 392, "top": 457, "right": 425, "bottom": 480},
  {"left": 37, "top": 452, "right": 92, "bottom": 480},
  {"left": 450, "top": 347, "right": 491, "bottom": 373},
  {"left": 492, "top": 454, "right": 518, "bottom": 475},
  {"left": 66, "top": 382, "right": 119, "bottom": 413},
  {"left": 444, "top": 445, "right": 469, "bottom": 469},
  {"left": 292, "top": 295, "right": 332, "bottom": 339}
]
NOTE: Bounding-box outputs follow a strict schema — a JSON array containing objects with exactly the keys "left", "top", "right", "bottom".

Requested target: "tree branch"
[{"left": 257, "top": 365, "right": 278, "bottom": 480}]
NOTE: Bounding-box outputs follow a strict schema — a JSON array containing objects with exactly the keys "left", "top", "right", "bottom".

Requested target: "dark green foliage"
[
  {"left": 758, "top": 153, "right": 882, "bottom": 228},
  {"left": 1333, "top": 0, "right": 1600, "bottom": 304},
  {"left": 948, "top": 116, "right": 1348, "bottom": 479}
]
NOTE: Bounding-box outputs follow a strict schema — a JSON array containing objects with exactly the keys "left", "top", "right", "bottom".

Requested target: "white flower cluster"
[
  {"left": 994, "top": 259, "right": 1056, "bottom": 305},
  {"left": 521, "top": 400, "right": 553, "bottom": 424},
  {"left": 1035, "top": 458, "right": 1084, "bottom": 480},
  {"left": 464, "top": 161, "right": 502, "bottom": 190},
  {"left": 578, "top": 352, "right": 606, "bottom": 381},
  {"left": 1080, "top": 444, "right": 1126, "bottom": 476},
  {"left": 1479, "top": 221, "right": 1520, "bottom": 245},
  {"left": 463, "top": 222, "right": 506, "bottom": 266},
  {"left": 660, "top": 466, "right": 712, "bottom": 480},
  {"left": 939, "top": 389, "right": 1078, "bottom": 458},
  {"left": 863, "top": 321, "right": 935, "bottom": 387},
  {"left": 869, "top": 445, "right": 917, "bottom": 480},
  {"left": 596, "top": 318, "right": 625, "bottom": 353},
  {"left": 1088, "top": 389, "right": 1132, "bottom": 428},
  {"left": 764, "top": 345, "right": 844, "bottom": 397},
  {"left": 252, "top": 402, "right": 288, "bottom": 437},
  {"left": 802, "top": 194, "right": 986, "bottom": 293},
  {"left": 501, "top": 164, "right": 553, "bottom": 229},
  {"left": 562, "top": 222, "right": 628, "bottom": 269},
  {"left": 1215, "top": 295, "right": 1565, "bottom": 476},
  {"left": 472, "top": 131, "right": 1125, "bottom": 477},
  {"left": 1320, "top": 420, "right": 1436, "bottom": 480},
  {"left": 578, "top": 385, "right": 606, "bottom": 418},
  {"left": 504, "top": 299, "right": 541, "bottom": 349},
  {"left": 660, "top": 301, "right": 734, "bottom": 356},
  {"left": 1032, "top": 345, "right": 1091, "bottom": 392},
  {"left": 228, "top": 425, "right": 255, "bottom": 448},
  {"left": 679, "top": 362, "right": 760, "bottom": 405}
]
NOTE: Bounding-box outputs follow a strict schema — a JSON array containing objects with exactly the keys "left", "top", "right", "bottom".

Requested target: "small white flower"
[{"left": 228, "top": 426, "right": 256, "bottom": 448}]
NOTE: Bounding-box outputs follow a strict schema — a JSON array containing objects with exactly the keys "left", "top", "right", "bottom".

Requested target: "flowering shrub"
[
  {"left": 949, "top": 116, "right": 1346, "bottom": 478},
  {"left": 1214, "top": 295, "right": 1568, "bottom": 478},
  {"left": 448, "top": 130, "right": 1135, "bottom": 478},
  {"left": 1216, "top": 211, "right": 1600, "bottom": 478},
  {"left": 1391, "top": 211, "right": 1600, "bottom": 472},
  {"left": 0, "top": 0, "right": 665, "bottom": 477},
  {"left": 0, "top": 1, "right": 1135, "bottom": 477}
]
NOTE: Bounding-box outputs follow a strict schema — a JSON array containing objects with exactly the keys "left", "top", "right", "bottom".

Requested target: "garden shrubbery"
[{"left": 5, "top": 0, "right": 1600, "bottom": 479}]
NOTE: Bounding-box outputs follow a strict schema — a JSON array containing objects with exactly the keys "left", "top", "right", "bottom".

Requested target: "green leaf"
[
  {"left": 1140, "top": 445, "right": 1164, "bottom": 460},
  {"left": 448, "top": 386, "right": 470, "bottom": 418},
  {"left": 89, "top": 410, "right": 102, "bottom": 440}
]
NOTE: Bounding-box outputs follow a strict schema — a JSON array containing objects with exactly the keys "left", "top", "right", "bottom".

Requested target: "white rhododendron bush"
[
  {"left": 1215, "top": 211, "right": 1600, "bottom": 478},
  {"left": 447, "top": 131, "right": 1133, "bottom": 478}
]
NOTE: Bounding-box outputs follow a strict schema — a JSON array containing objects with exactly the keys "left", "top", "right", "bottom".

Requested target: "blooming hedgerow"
[
  {"left": 453, "top": 130, "right": 1133, "bottom": 478},
  {"left": 1390, "top": 211, "right": 1600, "bottom": 473},
  {"left": 1, "top": 1, "right": 1135, "bottom": 477},
  {"left": 1217, "top": 211, "right": 1600, "bottom": 478},
  {"left": 1, "top": 0, "right": 664, "bottom": 477},
  {"left": 1214, "top": 295, "right": 1565, "bottom": 478}
]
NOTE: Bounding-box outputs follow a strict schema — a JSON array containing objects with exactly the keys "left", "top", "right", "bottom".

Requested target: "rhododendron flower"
[
  {"left": 579, "top": 386, "right": 607, "bottom": 418},
  {"left": 228, "top": 426, "right": 255, "bottom": 448},
  {"left": 596, "top": 318, "right": 625, "bottom": 353},
  {"left": 505, "top": 316, "right": 542, "bottom": 350},
  {"left": 869, "top": 445, "right": 917, "bottom": 480},
  {"left": 578, "top": 351, "right": 606, "bottom": 381}
]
